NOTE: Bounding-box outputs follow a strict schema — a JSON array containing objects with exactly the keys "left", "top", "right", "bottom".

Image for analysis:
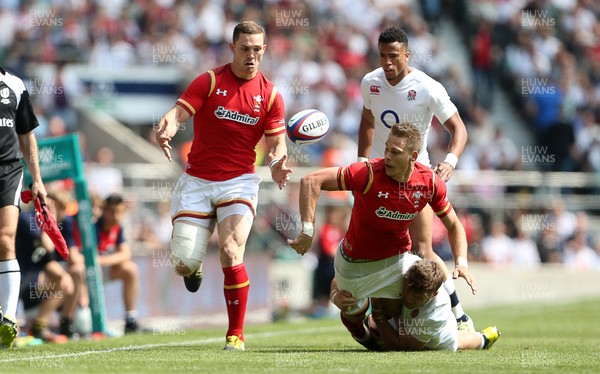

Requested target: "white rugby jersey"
[
  {"left": 399, "top": 286, "right": 458, "bottom": 351},
  {"left": 361, "top": 67, "right": 457, "bottom": 166}
]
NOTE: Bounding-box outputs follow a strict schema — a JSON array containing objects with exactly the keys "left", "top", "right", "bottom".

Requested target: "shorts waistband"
[{"left": 338, "top": 239, "right": 376, "bottom": 263}]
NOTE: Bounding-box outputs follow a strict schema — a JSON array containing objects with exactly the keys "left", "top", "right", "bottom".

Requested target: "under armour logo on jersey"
[
  {"left": 216, "top": 88, "right": 227, "bottom": 96},
  {"left": 378, "top": 191, "right": 389, "bottom": 198},
  {"left": 227, "top": 299, "right": 240, "bottom": 306}
]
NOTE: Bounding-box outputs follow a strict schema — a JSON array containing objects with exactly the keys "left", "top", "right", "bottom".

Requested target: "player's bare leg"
[
  {"left": 409, "top": 205, "right": 473, "bottom": 330},
  {"left": 109, "top": 260, "right": 140, "bottom": 333},
  {"left": 60, "top": 249, "right": 85, "bottom": 337},
  {"left": 218, "top": 211, "right": 253, "bottom": 351}
]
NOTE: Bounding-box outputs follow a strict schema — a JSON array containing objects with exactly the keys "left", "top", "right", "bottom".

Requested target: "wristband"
[
  {"left": 330, "top": 290, "right": 339, "bottom": 304},
  {"left": 443, "top": 153, "right": 459, "bottom": 169},
  {"left": 269, "top": 158, "right": 281, "bottom": 170},
  {"left": 301, "top": 221, "right": 314, "bottom": 237},
  {"left": 357, "top": 156, "right": 368, "bottom": 163},
  {"left": 455, "top": 256, "right": 468, "bottom": 268}
]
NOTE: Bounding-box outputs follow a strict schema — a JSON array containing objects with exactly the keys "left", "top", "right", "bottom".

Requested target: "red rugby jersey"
[
  {"left": 337, "top": 159, "right": 452, "bottom": 260},
  {"left": 176, "top": 63, "right": 286, "bottom": 181}
]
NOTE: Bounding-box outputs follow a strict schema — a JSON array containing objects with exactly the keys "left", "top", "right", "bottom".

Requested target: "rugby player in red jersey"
[
  {"left": 289, "top": 123, "right": 476, "bottom": 348},
  {"left": 155, "top": 21, "right": 292, "bottom": 351}
]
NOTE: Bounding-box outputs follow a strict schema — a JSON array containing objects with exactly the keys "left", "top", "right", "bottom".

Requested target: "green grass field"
[{"left": 1, "top": 298, "right": 599, "bottom": 373}]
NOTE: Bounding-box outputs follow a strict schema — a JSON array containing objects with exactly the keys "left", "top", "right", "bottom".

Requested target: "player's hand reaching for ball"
[
  {"left": 287, "top": 231, "right": 312, "bottom": 255},
  {"left": 271, "top": 155, "right": 293, "bottom": 190}
]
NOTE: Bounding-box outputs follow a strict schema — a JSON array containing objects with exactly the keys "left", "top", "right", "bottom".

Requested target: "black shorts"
[{"left": 0, "top": 160, "right": 24, "bottom": 208}]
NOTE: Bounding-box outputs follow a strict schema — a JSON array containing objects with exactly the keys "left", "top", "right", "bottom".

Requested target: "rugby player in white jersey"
[
  {"left": 357, "top": 26, "right": 472, "bottom": 330},
  {"left": 331, "top": 259, "right": 499, "bottom": 351}
]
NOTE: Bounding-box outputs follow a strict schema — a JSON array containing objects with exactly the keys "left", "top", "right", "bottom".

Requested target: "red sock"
[
  {"left": 340, "top": 313, "right": 367, "bottom": 340},
  {"left": 223, "top": 263, "right": 250, "bottom": 340}
]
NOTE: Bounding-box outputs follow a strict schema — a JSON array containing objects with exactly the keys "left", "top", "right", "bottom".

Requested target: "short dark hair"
[
  {"left": 233, "top": 20, "right": 265, "bottom": 43},
  {"left": 104, "top": 193, "right": 124, "bottom": 207},
  {"left": 378, "top": 26, "right": 409, "bottom": 48},
  {"left": 390, "top": 123, "right": 422, "bottom": 154},
  {"left": 404, "top": 260, "right": 445, "bottom": 299}
]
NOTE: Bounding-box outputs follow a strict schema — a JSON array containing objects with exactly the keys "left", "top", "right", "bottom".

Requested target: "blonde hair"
[{"left": 390, "top": 123, "right": 422, "bottom": 154}]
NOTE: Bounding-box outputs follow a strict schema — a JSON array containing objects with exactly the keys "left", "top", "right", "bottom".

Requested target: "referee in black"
[{"left": 0, "top": 66, "right": 47, "bottom": 349}]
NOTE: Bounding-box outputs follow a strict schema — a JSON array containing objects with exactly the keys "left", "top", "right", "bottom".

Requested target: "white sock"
[
  {"left": 444, "top": 278, "right": 465, "bottom": 319},
  {"left": 478, "top": 332, "right": 486, "bottom": 349},
  {"left": 126, "top": 310, "right": 138, "bottom": 321},
  {"left": 0, "top": 259, "right": 21, "bottom": 317}
]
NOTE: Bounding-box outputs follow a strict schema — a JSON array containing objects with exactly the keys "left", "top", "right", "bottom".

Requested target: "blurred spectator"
[
  {"left": 563, "top": 230, "right": 598, "bottom": 271},
  {"left": 48, "top": 190, "right": 86, "bottom": 339},
  {"left": 512, "top": 224, "right": 542, "bottom": 269},
  {"left": 535, "top": 225, "right": 563, "bottom": 263},
  {"left": 548, "top": 198, "right": 577, "bottom": 244},
  {"left": 470, "top": 19, "right": 495, "bottom": 110},
  {"left": 16, "top": 199, "right": 74, "bottom": 343},
  {"left": 95, "top": 194, "right": 142, "bottom": 334},
  {"left": 86, "top": 147, "right": 124, "bottom": 199},
  {"left": 481, "top": 219, "right": 513, "bottom": 267}
]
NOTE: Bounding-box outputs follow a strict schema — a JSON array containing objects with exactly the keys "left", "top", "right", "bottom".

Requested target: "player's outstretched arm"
[
  {"left": 155, "top": 105, "right": 190, "bottom": 162},
  {"left": 357, "top": 107, "right": 375, "bottom": 162},
  {"left": 440, "top": 209, "right": 477, "bottom": 294},
  {"left": 287, "top": 167, "right": 339, "bottom": 255},
  {"left": 265, "top": 133, "right": 292, "bottom": 190},
  {"left": 433, "top": 112, "right": 468, "bottom": 182}
]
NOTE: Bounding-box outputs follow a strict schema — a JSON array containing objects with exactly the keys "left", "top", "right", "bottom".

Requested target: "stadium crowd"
[{"left": 2, "top": 0, "right": 599, "bottom": 342}]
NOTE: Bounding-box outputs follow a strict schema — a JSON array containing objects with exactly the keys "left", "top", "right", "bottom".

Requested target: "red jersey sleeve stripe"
[
  {"left": 362, "top": 161, "right": 374, "bottom": 194},
  {"left": 264, "top": 126, "right": 285, "bottom": 135},
  {"left": 337, "top": 167, "right": 347, "bottom": 190},
  {"left": 435, "top": 203, "right": 452, "bottom": 217},
  {"left": 267, "top": 86, "right": 278, "bottom": 111},
  {"left": 177, "top": 98, "right": 196, "bottom": 116},
  {"left": 207, "top": 69, "right": 216, "bottom": 96}
]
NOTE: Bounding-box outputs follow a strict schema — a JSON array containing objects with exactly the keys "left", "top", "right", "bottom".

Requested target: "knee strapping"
[{"left": 170, "top": 221, "right": 212, "bottom": 276}]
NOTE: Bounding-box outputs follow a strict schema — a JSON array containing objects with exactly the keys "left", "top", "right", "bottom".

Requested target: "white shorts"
[
  {"left": 171, "top": 172, "right": 261, "bottom": 228},
  {"left": 334, "top": 245, "right": 420, "bottom": 314}
]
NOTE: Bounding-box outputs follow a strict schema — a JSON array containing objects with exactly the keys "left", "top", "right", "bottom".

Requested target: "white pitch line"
[{"left": 0, "top": 325, "right": 341, "bottom": 363}]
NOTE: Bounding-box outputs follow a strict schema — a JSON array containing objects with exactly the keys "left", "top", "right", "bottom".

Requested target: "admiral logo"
[
  {"left": 214, "top": 106, "right": 259, "bottom": 125},
  {"left": 0, "top": 118, "right": 14, "bottom": 127},
  {"left": 375, "top": 206, "right": 417, "bottom": 221},
  {"left": 370, "top": 85, "right": 381, "bottom": 95}
]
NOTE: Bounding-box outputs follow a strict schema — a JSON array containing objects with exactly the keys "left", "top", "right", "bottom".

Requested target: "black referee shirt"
[{"left": 0, "top": 66, "right": 39, "bottom": 162}]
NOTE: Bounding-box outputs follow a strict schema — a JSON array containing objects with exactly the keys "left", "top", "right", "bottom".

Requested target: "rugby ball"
[{"left": 286, "top": 109, "right": 330, "bottom": 145}]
